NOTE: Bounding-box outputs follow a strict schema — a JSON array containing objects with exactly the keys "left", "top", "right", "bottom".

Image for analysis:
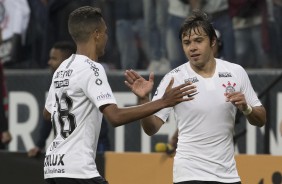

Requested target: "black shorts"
[
  {"left": 45, "top": 176, "right": 109, "bottom": 184},
  {"left": 174, "top": 181, "right": 241, "bottom": 184}
]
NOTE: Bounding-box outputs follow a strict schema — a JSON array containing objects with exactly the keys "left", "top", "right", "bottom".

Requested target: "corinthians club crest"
[{"left": 222, "top": 81, "right": 236, "bottom": 93}]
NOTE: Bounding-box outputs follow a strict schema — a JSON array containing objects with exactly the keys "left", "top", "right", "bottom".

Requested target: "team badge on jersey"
[{"left": 222, "top": 81, "right": 236, "bottom": 93}]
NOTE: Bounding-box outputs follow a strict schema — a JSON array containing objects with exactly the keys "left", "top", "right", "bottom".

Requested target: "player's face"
[
  {"left": 182, "top": 27, "right": 215, "bottom": 68},
  {"left": 96, "top": 19, "right": 108, "bottom": 57},
  {"left": 48, "top": 48, "right": 65, "bottom": 72}
]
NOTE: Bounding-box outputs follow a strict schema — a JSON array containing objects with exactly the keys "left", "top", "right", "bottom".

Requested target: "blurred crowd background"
[{"left": 0, "top": 0, "right": 282, "bottom": 71}]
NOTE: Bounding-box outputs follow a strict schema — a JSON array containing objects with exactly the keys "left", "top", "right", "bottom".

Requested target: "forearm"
[
  {"left": 103, "top": 99, "right": 166, "bottom": 127},
  {"left": 245, "top": 106, "right": 266, "bottom": 127},
  {"left": 139, "top": 96, "right": 163, "bottom": 136}
]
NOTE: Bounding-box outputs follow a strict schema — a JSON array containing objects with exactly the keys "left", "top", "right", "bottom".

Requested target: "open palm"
[{"left": 124, "top": 70, "right": 154, "bottom": 98}]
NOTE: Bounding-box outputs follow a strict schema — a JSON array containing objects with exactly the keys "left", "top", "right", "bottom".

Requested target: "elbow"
[
  {"left": 253, "top": 121, "right": 265, "bottom": 128},
  {"left": 109, "top": 121, "right": 120, "bottom": 128},
  {"left": 142, "top": 123, "right": 159, "bottom": 136},
  {"left": 258, "top": 117, "right": 267, "bottom": 128},
  {"left": 250, "top": 117, "right": 267, "bottom": 128},
  {"left": 258, "top": 110, "right": 267, "bottom": 127},
  {"left": 144, "top": 129, "right": 157, "bottom": 136},
  {"left": 43, "top": 109, "right": 51, "bottom": 121},
  {"left": 107, "top": 115, "right": 124, "bottom": 128}
]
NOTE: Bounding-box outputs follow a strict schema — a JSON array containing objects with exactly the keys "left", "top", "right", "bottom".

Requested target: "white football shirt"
[
  {"left": 153, "top": 59, "right": 261, "bottom": 183},
  {"left": 44, "top": 54, "right": 116, "bottom": 179}
]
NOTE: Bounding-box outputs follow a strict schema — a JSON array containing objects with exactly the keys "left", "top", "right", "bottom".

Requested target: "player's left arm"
[
  {"left": 227, "top": 66, "right": 267, "bottom": 127},
  {"left": 226, "top": 92, "right": 266, "bottom": 127},
  {"left": 245, "top": 105, "right": 266, "bottom": 127}
]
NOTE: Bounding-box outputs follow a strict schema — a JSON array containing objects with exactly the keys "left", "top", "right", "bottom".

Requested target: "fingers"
[
  {"left": 165, "top": 77, "right": 174, "bottom": 92},
  {"left": 124, "top": 69, "right": 144, "bottom": 85},
  {"left": 225, "top": 92, "right": 246, "bottom": 105},
  {"left": 173, "top": 81, "right": 193, "bottom": 91},
  {"left": 149, "top": 72, "right": 154, "bottom": 83},
  {"left": 126, "top": 69, "right": 140, "bottom": 81},
  {"left": 130, "top": 69, "right": 142, "bottom": 79},
  {"left": 124, "top": 70, "right": 134, "bottom": 84},
  {"left": 171, "top": 83, "right": 198, "bottom": 101},
  {"left": 174, "top": 82, "right": 197, "bottom": 96},
  {"left": 124, "top": 81, "right": 132, "bottom": 90}
]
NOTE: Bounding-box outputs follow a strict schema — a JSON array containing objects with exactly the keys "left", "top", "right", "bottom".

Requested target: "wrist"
[
  {"left": 138, "top": 96, "right": 150, "bottom": 104},
  {"left": 242, "top": 104, "right": 252, "bottom": 115}
]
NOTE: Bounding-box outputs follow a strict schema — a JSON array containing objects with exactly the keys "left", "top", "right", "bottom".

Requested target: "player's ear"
[
  {"left": 93, "top": 29, "right": 100, "bottom": 41},
  {"left": 211, "top": 38, "right": 216, "bottom": 47}
]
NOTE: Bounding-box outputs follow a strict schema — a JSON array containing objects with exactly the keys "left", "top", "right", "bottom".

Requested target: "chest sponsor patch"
[
  {"left": 219, "top": 72, "right": 232, "bottom": 78},
  {"left": 184, "top": 77, "right": 199, "bottom": 83}
]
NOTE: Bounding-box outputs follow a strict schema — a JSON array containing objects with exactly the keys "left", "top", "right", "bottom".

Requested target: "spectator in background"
[
  {"left": 0, "top": 0, "right": 30, "bottom": 67},
  {"left": 114, "top": 0, "right": 148, "bottom": 70},
  {"left": 166, "top": 0, "right": 191, "bottom": 69},
  {"left": 267, "top": 0, "right": 282, "bottom": 68},
  {"left": 0, "top": 28, "right": 12, "bottom": 150},
  {"left": 144, "top": 0, "right": 170, "bottom": 72},
  {"left": 229, "top": 0, "right": 270, "bottom": 68},
  {"left": 41, "top": 0, "right": 92, "bottom": 69},
  {"left": 24, "top": 0, "right": 48, "bottom": 68},
  {"left": 0, "top": 62, "right": 11, "bottom": 149},
  {"left": 28, "top": 41, "right": 76, "bottom": 157},
  {"left": 41, "top": 0, "right": 115, "bottom": 70}
]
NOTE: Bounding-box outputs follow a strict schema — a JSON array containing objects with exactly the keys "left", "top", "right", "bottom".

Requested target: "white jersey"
[
  {"left": 153, "top": 59, "right": 261, "bottom": 183},
  {"left": 44, "top": 54, "right": 116, "bottom": 179}
]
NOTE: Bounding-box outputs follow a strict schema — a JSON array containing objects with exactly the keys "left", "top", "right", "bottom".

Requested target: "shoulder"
[
  {"left": 159, "top": 64, "right": 187, "bottom": 85},
  {"left": 217, "top": 59, "right": 245, "bottom": 72},
  {"left": 167, "top": 63, "right": 187, "bottom": 77},
  {"left": 74, "top": 55, "right": 106, "bottom": 76}
]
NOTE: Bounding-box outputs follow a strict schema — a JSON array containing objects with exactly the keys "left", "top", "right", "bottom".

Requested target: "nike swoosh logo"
[{"left": 187, "top": 92, "right": 199, "bottom": 98}]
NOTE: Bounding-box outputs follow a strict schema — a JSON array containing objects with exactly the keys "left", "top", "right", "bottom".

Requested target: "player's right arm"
[
  {"left": 43, "top": 82, "right": 54, "bottom": 122},
  {"left": 123, "top": 70, "right": 196, "bottom": 135},
  {"left": 43, "top": 108, "right": 51, "bottom": 122},
  {"left": 101, "top": 77, "right": 195, "bottom": 128}
]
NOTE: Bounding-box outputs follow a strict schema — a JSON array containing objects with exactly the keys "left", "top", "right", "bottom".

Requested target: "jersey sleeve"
[
  {"left": 238, "top": 66, "right": 262, "bottom": 107},
  {"left": 152, "top": 73, "right": 174, "bottom": 122},
  {"left": 83, "top": 64, "right": 116, "bottom": 109}
]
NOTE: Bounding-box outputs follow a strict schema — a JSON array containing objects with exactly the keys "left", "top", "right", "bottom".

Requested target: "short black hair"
[
  {"left": 52, "top": 41, "right": 76, "bottom": 57},
  {"left": 68, "top": 6, "right": 104, "bottom": 43},
  {"left": 179, "top": 10, "right": 217, "bottom": 46}
]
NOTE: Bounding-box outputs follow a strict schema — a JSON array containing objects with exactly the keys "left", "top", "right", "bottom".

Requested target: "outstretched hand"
[
  {"left": 162, "top": 78, "right": 197, "bottom": 107},
  {"left": 124, "top": 69, "right": 154, "bottom": 98}
]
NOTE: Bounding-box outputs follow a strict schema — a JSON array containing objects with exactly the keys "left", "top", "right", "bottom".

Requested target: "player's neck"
[
  {"left": 191, "top": 58, "right": 216, "bottom": 78},
  {"left": 76, "top": 43, "right": 98, "bottom": 61}
]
